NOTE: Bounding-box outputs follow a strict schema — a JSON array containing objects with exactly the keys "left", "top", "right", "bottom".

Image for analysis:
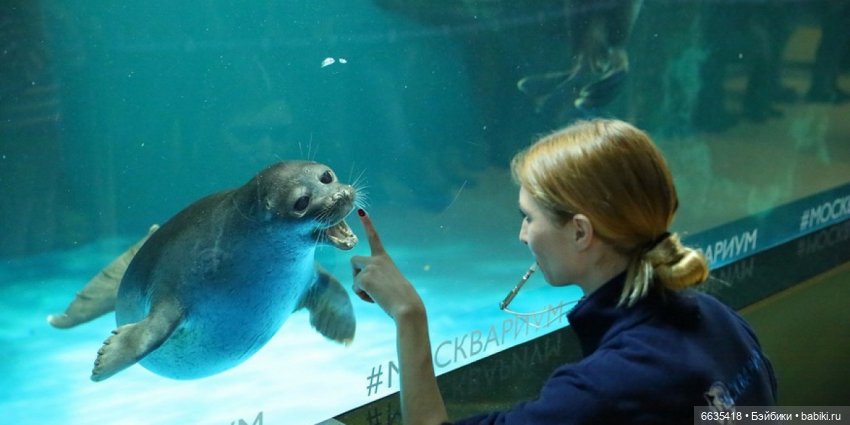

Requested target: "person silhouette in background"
[
  {"left": 351, "top": 119, "right": 777, "bottom": 424},
  {"left": 693, "top": 2, "right": 797, "bottom": 131},
  {"left": 807, "top": 1, "right": 850, "bottom": 103}
]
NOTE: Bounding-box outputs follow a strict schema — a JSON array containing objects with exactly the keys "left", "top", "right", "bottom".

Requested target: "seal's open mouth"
[{"left": 324, "top": 219, "right": 357, "bottom": 250}]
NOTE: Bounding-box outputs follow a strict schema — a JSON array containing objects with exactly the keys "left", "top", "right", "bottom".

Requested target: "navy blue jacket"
[{"left": 452, "top": 272, "right": 777, "bottom": 424}]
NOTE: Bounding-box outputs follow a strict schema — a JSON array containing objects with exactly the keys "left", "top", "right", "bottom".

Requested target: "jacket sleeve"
[{"left": 448, "top": 357, "right": 612, "bottom": 425}]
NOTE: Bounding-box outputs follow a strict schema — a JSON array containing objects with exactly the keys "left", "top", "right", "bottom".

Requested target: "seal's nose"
[{"left": 332, "top": 187, "right": 354, "bottom": 202}]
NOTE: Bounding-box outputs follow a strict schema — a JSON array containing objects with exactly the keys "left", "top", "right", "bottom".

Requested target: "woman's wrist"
[{"left": 392, "top": 298, "right": 427, "bottom": 323}]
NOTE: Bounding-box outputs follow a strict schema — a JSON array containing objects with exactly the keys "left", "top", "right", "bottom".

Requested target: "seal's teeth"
[{"left": 325, "top": 220, "right": 357, "bottom": 251}]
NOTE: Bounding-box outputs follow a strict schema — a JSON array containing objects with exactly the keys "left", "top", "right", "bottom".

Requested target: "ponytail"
[{"left": 619, "top": 232, "right": 709, "bottom": 306}]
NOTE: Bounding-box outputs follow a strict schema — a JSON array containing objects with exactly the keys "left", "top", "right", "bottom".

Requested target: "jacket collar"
[
  {"left": 567, "top": 272, "right": 701, "bottom": 356},
  {"left": 567, "top": 272, "right": 647, "bottom": 356}
]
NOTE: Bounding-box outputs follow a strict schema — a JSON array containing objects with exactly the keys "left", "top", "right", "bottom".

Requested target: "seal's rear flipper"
[
  {"left": 298, "top": 264, "right": 356, "bottom": 345},
  {"left": 48, "top": 225, "right": 159, "bottom": 329},
  {"left": 91, "top": 296, "right": 183, "bottom": 382}
]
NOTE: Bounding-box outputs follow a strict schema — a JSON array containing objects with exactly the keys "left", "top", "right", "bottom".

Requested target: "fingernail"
[{"left": 357, "top": 208, "right": 366, "bottom": 217}]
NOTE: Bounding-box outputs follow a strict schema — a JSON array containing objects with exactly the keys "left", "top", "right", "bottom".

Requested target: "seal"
[
  {"left": 517, "top": 0, "right": 643, "bottom": 112},
  {"left": 48, "top": 160, "right": 359, "bottom": 381}
]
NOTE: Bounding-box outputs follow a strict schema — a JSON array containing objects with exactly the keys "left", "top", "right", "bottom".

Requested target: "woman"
[{"left": 351, "top": 119, "right": 777, "bottom": 424}]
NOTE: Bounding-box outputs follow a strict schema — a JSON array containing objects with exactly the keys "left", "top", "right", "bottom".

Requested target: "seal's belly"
[
  {"left": 117, "top": 252, "right": 316, "bottom": 380},
  {"left": 140, "top": 300, "right": 294, "bottom": 379}
]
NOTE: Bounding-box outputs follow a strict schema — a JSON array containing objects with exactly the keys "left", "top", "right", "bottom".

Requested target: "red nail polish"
[{"left": 357, "top": 208, "right": 366, "bottom": 217}]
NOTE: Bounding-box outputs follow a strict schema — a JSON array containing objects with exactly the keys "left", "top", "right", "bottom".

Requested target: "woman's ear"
[{"left": 571, "top": 214, "right": 594, "bottom": 250}]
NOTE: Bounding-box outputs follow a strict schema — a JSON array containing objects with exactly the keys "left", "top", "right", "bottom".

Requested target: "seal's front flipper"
[
  {"left": 91, "top": 297, "right": 182, "bottom": 382},
  {"left": 575, "top": 67, "right": 627, "bottom": 110},
  {"left": 48, "top": 225, "right": 159, "bottom": 329},
  {"left": 517, "top": 69, "right": 578, "bottom": 113},
  {"left": 297, "top": 264, "right": 356, "bottom": 345}
]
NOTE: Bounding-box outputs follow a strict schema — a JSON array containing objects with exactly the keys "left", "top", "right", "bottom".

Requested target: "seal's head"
[{"left": 249, "top": 161, "right": 358, "bottom": 250}]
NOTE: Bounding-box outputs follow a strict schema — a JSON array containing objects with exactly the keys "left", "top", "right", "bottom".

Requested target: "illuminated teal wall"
[{"left": 1, "top": 1, "right": 849, "bottom": 423}]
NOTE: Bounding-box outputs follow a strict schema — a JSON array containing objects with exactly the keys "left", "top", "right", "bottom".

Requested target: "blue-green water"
[
  {"left": 0, "top": 206, "right": 583, "bottom": 424},
  {"left": 2, "top": 0, "right": 849, "bottom": 424}
]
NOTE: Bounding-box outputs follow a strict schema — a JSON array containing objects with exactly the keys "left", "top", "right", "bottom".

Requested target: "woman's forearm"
[
  {"left": 349, "top": 210, "right": 449, "bottom": 424},
  {"left": 395, "top": 304, "right": 449, "bottom": 425}
]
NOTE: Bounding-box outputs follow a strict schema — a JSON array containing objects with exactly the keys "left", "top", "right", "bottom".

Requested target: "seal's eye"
[
  {"left": 320, "top": 170, "right": 334, "bottom": 184},
  {"left": 294, "top": 196, "right": 310, "bottom": 212}
]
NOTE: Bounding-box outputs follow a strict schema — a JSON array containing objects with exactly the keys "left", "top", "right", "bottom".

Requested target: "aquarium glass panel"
[{"left": 2, "top": 0, "right": 849, "bottom": 423}]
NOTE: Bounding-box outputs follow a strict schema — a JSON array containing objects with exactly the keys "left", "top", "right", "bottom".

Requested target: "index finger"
[{"left": 357, "top": 209, "right": 386, "bottom": 255}]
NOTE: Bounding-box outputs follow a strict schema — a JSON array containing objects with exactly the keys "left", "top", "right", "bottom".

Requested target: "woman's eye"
[
  {"left": 519, "top": 210, "right": 529, "bottom": 222},
  {"left": 294, "top": 196, "right": 310, "bottom": 211},
  {"left": 320, "top": 170, "right": 333, "bottom": 184}
]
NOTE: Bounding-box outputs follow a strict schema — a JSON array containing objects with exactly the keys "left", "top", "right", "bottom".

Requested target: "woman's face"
[{"left": 518, "top": 186, "right": 577, "bottom": 286}]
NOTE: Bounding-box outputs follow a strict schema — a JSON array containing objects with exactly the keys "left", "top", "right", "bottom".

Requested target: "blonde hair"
[{"left": 511, "top": 119, "right": 708, "bottom": 306}]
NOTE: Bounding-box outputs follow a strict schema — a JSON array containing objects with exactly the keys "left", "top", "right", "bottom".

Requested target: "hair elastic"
[{"left": 651, "top": 231, "right": 671, "bottom": 249}]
